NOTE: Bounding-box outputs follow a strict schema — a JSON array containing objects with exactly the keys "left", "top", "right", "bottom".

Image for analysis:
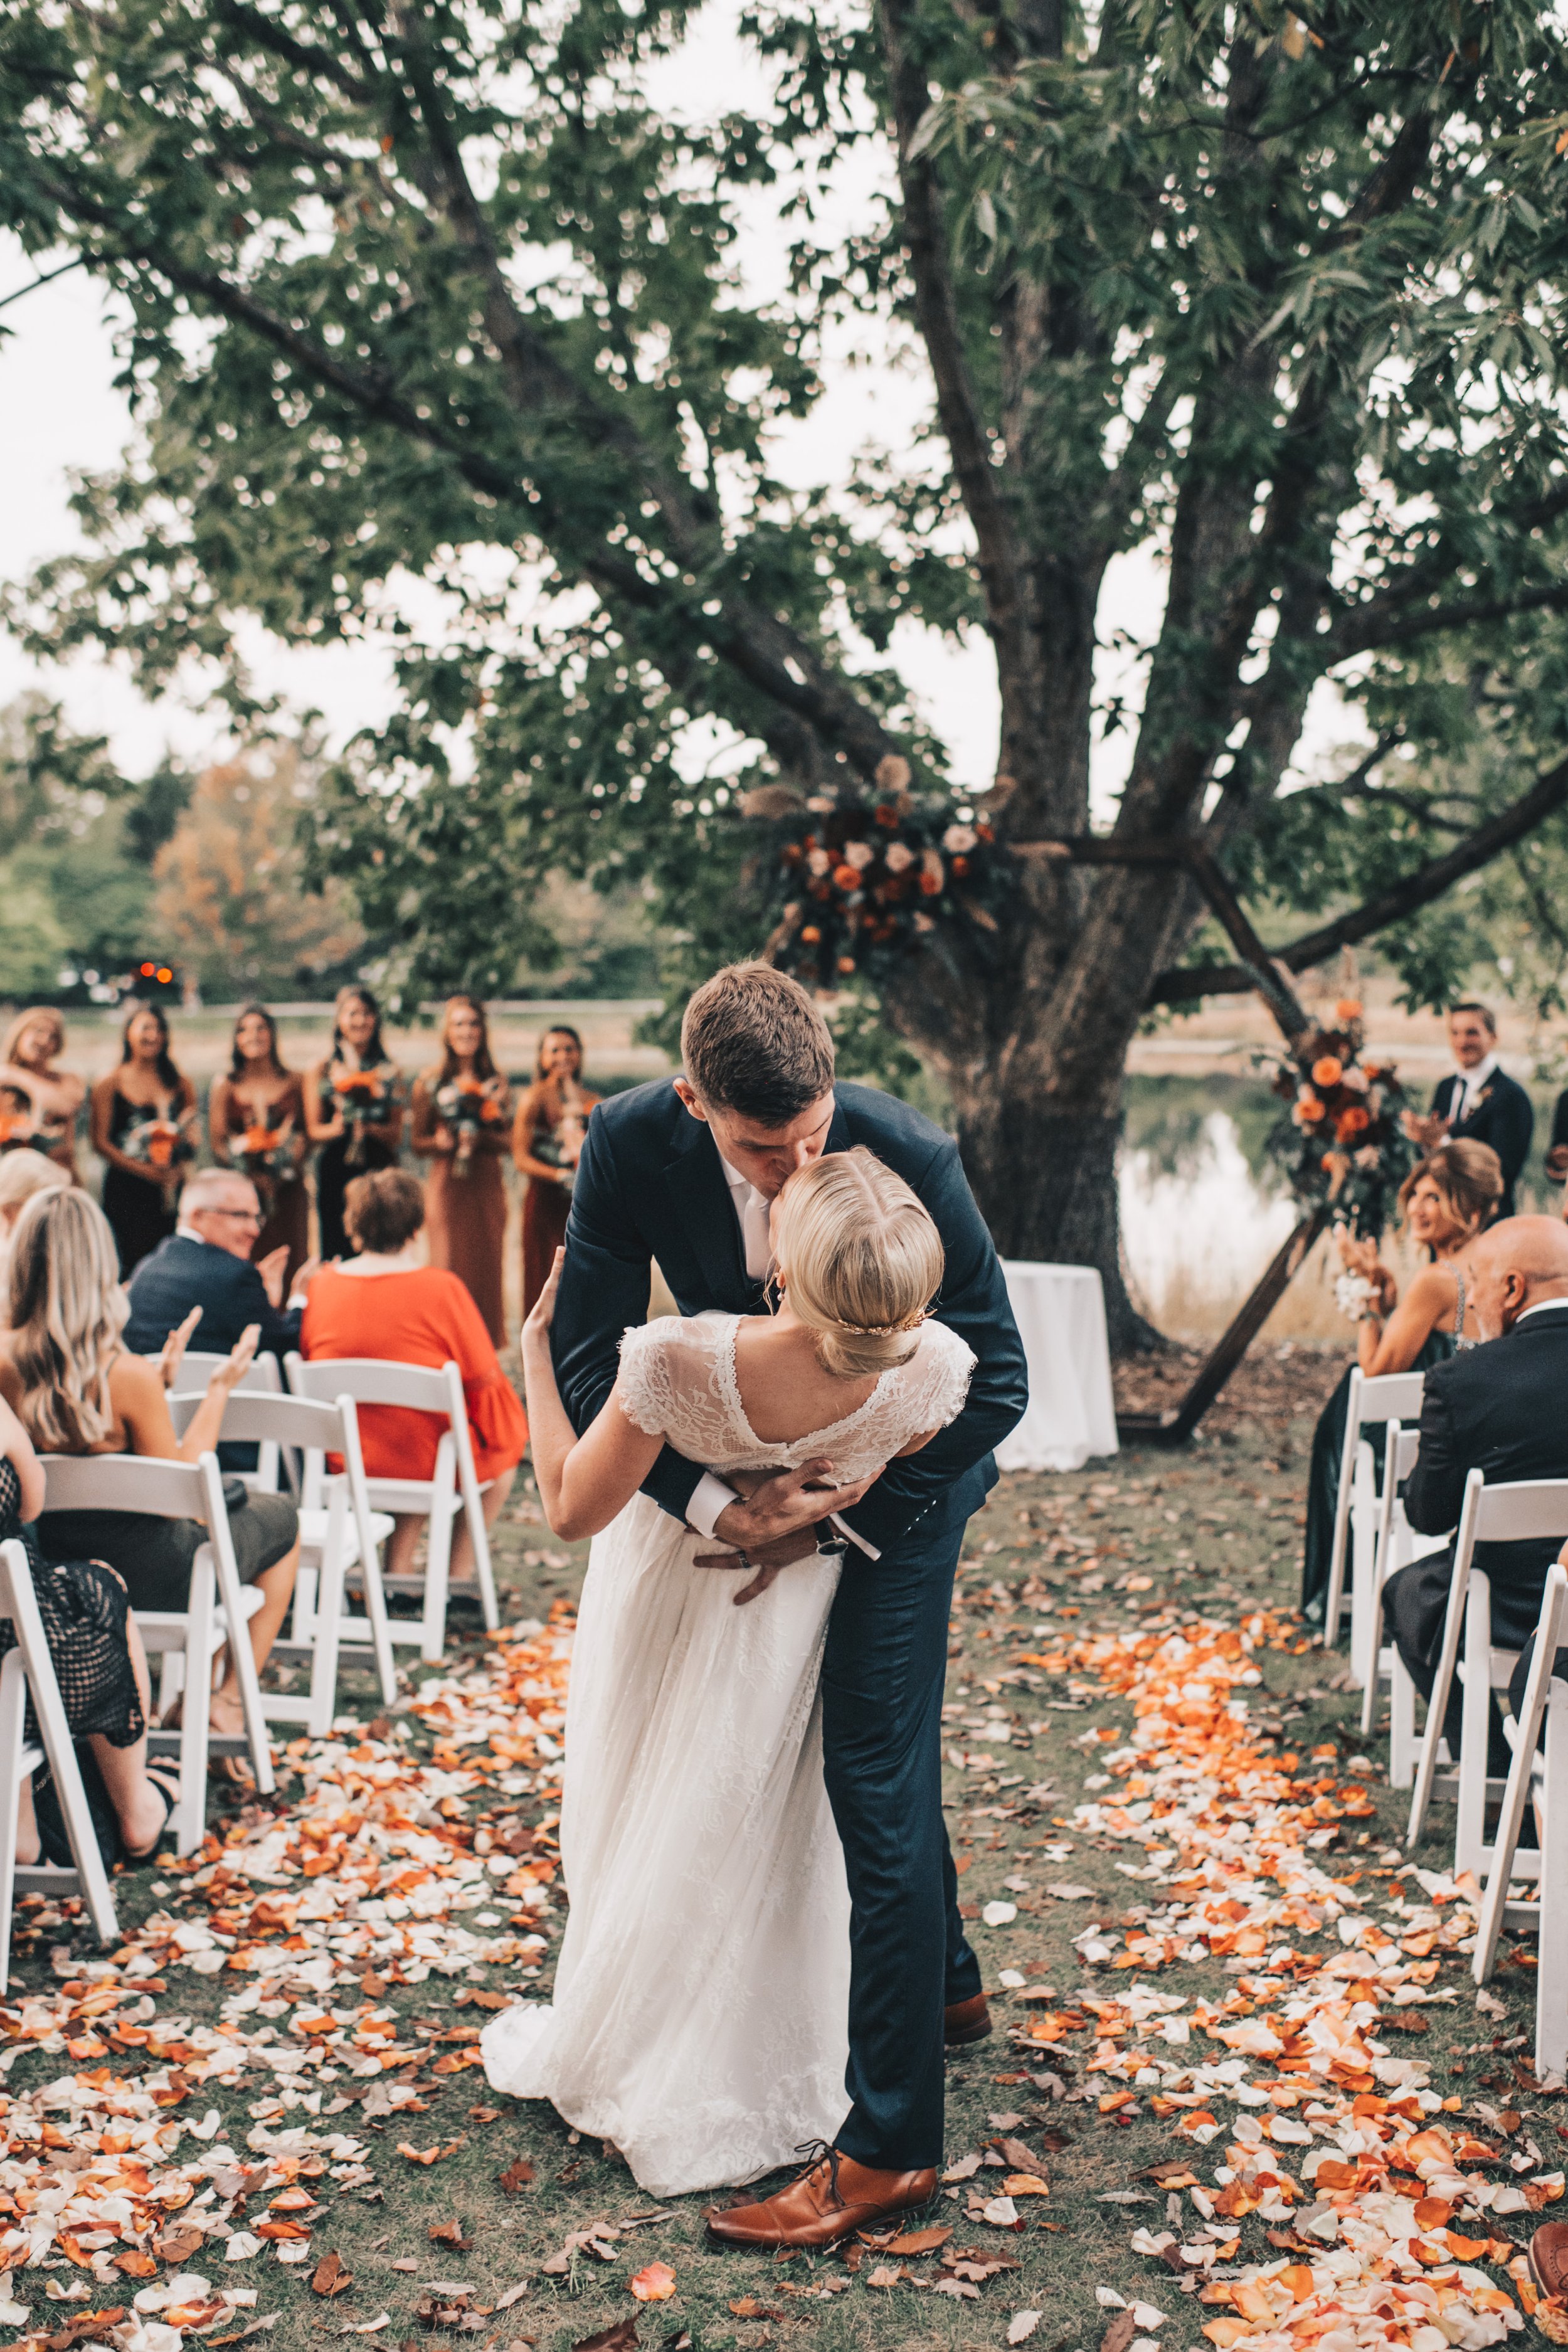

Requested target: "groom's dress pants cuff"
[{"left": 686, "top": 1473, "right": 739, "bottom": 1540}]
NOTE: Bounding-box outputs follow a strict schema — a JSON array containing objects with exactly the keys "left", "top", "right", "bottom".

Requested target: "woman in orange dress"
[
  {"left": 209, "top": 1004, "right": 310, "bottom": 1286},
  {"left": 300, "top": 1169, "right": 526, "bottom": 1588},
  {"left": 411, "top": 995, "right": 511, "bottom": 1346},
  {"left": 0, "top": 1007, "right": 85, "bottom": 1179},
  {"left": 513, "top": 1025, "right": 600, "bottom": 1322}
]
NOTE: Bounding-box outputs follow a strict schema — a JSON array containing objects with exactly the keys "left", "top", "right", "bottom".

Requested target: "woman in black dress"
[
  {"left": 305, "top": 985, "right": 405, "bottom": 1261},
  {"left": 88, "top": 1004, "right": 196, "bottom": 1276},
  {"left": 0, "top": 1389, "right": 178, "bottom": 1865}
]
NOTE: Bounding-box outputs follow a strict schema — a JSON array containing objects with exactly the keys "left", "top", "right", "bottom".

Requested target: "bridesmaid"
[
  {"left": 88, "top": 1004, "right": 198, "bottom": 1276},
  {"left": 411, "top": 995, "right": 511, "bottom": 1346},
  {"left": 305, "top": 985, "right": 405, "bottom": 1262},
  {"left": 0, "top": 1008, "right": 85, "bottom": 1178},
  {"left": 512, "top": 1025, "right": 600, "bottom": 1323},
  {"left": 209, "top": 1004, "right": 310, "bottom": 1286}
]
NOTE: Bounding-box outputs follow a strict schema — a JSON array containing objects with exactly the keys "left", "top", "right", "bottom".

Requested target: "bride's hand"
[{"left": 524, "top": 1247, "right": 565, "bottom": 1340}]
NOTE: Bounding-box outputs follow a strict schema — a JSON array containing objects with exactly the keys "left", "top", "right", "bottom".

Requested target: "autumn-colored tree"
[{"left": 154, "top": 746, "right": 362, "bottom": 1000}]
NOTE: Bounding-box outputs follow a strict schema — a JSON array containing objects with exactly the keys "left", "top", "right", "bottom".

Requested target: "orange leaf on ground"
[
  {"left": 887, "top": 2226, "right": 953, "bottom": 2255},
  {"left": 628, "top": 2262, "right": 676, "bottom": 2302},
  {"left": 499, "top": 2157, "right": 536, "bottom": 2194},
  {"left": 310, "top": 2252, "right": 352, "bottom": 2297}
]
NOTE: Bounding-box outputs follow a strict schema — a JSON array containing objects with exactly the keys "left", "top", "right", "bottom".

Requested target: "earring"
[{"left": 765, "top": 1268, "right": 785, "bottom": 1316}]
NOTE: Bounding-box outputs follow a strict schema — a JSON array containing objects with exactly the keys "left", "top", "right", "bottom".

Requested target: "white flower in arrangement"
[
  {"left": 1335, "top": 1272, "right": 1377, "bottom": 1323},
  {"left": 805, "top": 795, "right": 835, "bottom": 812},
  {"left": 943, "top": 822, "right": 978, "bottom": 853},
  {"left": 807, "top": 846, "right": 832, "bottom": 875},
  {"left": 884, "top": 841, "right": 915, "bottom": 873},
  {"left": 843, "top": 839, "right": 875, "bottom": 869},
  {"left": 1339, "top": 1065, "right": 1369, "bottom": 1091},
  {"left": 1353, "top": 1145, "right": 1381, "bottom": 1169}
]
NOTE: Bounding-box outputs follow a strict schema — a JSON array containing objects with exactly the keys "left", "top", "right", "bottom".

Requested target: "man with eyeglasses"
[{"left": 124, "top": 1167, "right": 320, "bottom": 1369}]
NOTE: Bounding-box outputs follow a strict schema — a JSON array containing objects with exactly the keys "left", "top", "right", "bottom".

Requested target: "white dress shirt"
[
  {"left": 684, "top": 1152, "right": 877, "bottom": 1558},
  {"left": 1450, "top": 1050, "right": 1499, "bottom": 1124}
]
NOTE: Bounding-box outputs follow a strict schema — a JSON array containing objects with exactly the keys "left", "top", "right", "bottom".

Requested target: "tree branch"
[
  {"left": 210, "top": 0, "right": 374, "bottom": 100},
  {"left": 1329, "top": 577, "right": 1568, "bottom": 661},
  {"left": 875, "top": 0, "right": 1032, "bottom": 701},
  {"left": 28, "top": 167, "right": 912, "bottom": 787},
  {"left": 1145, "top": 750, "right": 1568, "bottom": 1006}
]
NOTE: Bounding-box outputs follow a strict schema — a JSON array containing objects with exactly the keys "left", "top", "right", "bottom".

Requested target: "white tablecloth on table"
[{"left": 993, "top": 1261, "right": 1119, "bottom": 1475}]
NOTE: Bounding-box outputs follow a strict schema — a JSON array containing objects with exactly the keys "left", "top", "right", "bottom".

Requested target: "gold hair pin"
[{"left": 829, "top": 1304, "right": 935, "bottom": 1338}]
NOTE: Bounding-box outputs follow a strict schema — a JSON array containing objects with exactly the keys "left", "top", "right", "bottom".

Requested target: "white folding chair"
[
  {"left": 38, "top": 1453, "right": 277, "bottom": 1853},
  {"left": 285, "top": 1355, "right": 498, "bottom": 1662},
  {"left": 0, "top": 1539, "right": 119, "bottom": 1978},
  {"left": 1473, "top": 1565, "right": 1568, "bottom": 2073},
  {"left": 144, "top": 1351, "right": 285, "bottom": 1492},
  {"left": 1358, "top": 1421, "right": 1449, "bottom": 1784},
  {"left": 171, "top": 1390, "right": 396, "bottom": 1733},
  {"left": 1406, "top": 1472, "right": 1568, "bottom": 1876},
  {"left": 1323, "top": 1369, "right": 1428, "bottom": 1662}
]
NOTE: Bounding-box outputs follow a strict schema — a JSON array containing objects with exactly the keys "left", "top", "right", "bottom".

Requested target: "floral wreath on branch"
[
  {"left": 748, "top": 756, "right": 1006, "bottom": 988},
  {"left": 1263, "top": 997, "right": 1417, "bottom": 1239}
]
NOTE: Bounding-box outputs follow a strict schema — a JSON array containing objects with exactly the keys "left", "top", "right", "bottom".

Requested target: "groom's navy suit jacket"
[{"left": 550, "top": 1078, "right": 1029, "bottom": 1556}]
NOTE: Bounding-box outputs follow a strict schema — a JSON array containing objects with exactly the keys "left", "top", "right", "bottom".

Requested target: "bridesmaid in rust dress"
[
  {"left": 512, "top": 1025, "right": 600, "bottom": 1323},
  {"left": 410, "top": 995, "right": 511, "bottom": 1346},
  {"left": 209, "top": 1004, "right": 310, "bottom": 1288},
  {"left": 0, "top": 1009, "right": 85, "bottom": 1179}
]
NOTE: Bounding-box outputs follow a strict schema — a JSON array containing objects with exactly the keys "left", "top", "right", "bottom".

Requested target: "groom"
[{"left": 551, "top": 963, "right": 1028, "bottom": 2244}]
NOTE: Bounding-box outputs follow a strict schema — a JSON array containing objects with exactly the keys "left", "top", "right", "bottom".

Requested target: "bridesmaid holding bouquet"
[
  {"left": 411, "top": 995, "right": 511, "bottom": 1345},
  {"left": 209, "top": 1004, "right": 310, "bottom": 1286},
  {"left": 88, "top": 1005, "right": 198, "bottom": 1275},
  {"left": 0, "top": 1009, "right": 86, "bottom": 1179},
  {"left": 305, "top": 986, "right": 405, "bottom": 1261},
  {"left": 512, "top": 1025, "right": 600, "bottom": 1322}
]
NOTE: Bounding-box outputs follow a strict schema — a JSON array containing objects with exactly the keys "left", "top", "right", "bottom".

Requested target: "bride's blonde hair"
[{"left": 772, "top": 1147, "right": 943, "bottom": 1379}]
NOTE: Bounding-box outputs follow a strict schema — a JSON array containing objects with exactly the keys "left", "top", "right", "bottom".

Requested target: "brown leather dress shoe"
[
  {"left": 1531, "top": 2220, "right": 1568, "bottom": 2297},
  {"left": 945, "top": 1991, "right": 992, "bottom": 2045},
  {"left": 705, "top": 2144, "right": 936, "bottom": 2249}
]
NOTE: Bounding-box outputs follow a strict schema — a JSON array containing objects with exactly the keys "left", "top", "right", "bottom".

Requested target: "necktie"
[{"left": 740, "top": 1187, "right": 773, "bottom": 1282}]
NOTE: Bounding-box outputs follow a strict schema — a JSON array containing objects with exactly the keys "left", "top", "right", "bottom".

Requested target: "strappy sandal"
[{"left": 123, "top": 1768, "right": 182, "bottom": 1865}]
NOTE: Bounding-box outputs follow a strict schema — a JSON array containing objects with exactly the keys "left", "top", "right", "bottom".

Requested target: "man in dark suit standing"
[
  {"left": 551, "top": 963, "right": 1027, "bottom": 2247},
  {"left": 1403, "top": 1000, "right": 1534, "bottom": 1217},
  {"left": 1384, "top": 1216, "right": 1568, "bottom": 1770},
  {"left": 124, "top": 1168, "right": 317, "bottom": 1364}
]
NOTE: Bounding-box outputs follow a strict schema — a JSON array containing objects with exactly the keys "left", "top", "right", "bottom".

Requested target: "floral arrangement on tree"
[
  {"left": 123, "top": 1107, "right": 193, "bottom": 1180},
  {"left": 332, "top": 1068, "right": 401, "bottom": 1167},
  {"left": 752, "top": 756, "right": 1004, "bottom": 989},
  {"left": 435, "top": 1074, "right": 507, "bottom": 1177},
  {"left": 234, "top": 1121, "right": 297, "bottom": 1184},
  {"left": 1264, "top": 997, "right": 1417, "bottom": 1239}
]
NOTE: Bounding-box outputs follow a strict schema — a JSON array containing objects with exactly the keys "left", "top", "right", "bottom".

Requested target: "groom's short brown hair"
[{"left": 682, "top": 964, "right": 835, "bottom": 1125}]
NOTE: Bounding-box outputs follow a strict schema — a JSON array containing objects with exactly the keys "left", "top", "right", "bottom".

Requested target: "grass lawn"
[{"left": 3, "top": 1355, "right": 1548, "bottom": 2352}]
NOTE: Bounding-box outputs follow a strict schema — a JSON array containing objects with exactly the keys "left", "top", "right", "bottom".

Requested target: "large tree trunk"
[{"left": 953, "top": 1080, "right": 1157, "bottom": 1354}]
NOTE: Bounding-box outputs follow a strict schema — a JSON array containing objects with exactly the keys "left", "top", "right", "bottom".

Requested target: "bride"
[{"left": 480, "top": 1145, "right": 975, "bottom": 2196}]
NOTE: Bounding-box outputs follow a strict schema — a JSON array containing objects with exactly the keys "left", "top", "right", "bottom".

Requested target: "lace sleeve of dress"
[
  {"left": 900, "top": 1322, "right": 977, "bottom": 1439},
  {"left": 613, "top": 1316, "right": 739, "bottom": 1461}
]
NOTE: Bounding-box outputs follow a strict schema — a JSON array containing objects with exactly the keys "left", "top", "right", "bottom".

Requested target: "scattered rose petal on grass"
[
  {"left": 982, "top": 1901, "right": 1017, "bottom": 1926},
  {"left": 886, "top": 2226, "right": 952, "bottom": 2255},
  {"left": 571, "top": 2322, "right": 640, "bottom": 2352},
  {"left": 494, "top": 2281, "right": 530, "bottom": 2311},
  {"left": 729, "top": 2299, "right": 782, "bottom": 2319},
  {"left": 628, "top": 2262, "right": 676, "bottom": 2302},
  {"left": 1100, "top": 2310, "right": 1136, "bottom": 2352},
  {"left": 341, "top": 2316, "right": 391, "bottom": 2335},
  {"left": 1009, "top": 2317, "right": 1043, "bottom": 2346},
  {"left": 499, "top": 2157, "right": 535, "bottom": 2194},
  {"left": 310, "top": 2254, "right": 352, "bottom": 2297}
]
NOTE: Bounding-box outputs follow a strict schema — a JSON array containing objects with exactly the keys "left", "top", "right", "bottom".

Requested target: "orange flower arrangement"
[{"left": 1268, "top": 1001, "right": 1415, "bottom": 1236}]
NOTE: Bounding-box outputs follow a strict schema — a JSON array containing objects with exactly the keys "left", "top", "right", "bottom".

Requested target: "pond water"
[{"left": 1115, "top": 1074, "right": 1566, "bottom": 1347}]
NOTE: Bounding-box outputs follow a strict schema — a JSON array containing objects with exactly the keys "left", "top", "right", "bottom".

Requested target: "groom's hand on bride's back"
[{"left": 709, "top": 1457, "right": 874, "bottom": 1550}]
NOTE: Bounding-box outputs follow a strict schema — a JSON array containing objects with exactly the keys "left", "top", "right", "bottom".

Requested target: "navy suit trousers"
[{"left": 821, "top": 1480, "right": 982, "bottom": 2169}]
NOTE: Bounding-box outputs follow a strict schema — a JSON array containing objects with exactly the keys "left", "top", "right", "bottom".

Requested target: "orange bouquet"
[
  {"left": 332, "top": 1068, "right": 400, "bottom": 1166},
  {"left": 435, "top": 1074, "right": 506, "bottom": 1177}
]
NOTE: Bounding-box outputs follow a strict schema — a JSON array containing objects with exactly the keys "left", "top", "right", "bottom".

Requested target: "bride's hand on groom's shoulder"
[{"left": 523, "top": 1246, "right": 566, "bottom": 1340}]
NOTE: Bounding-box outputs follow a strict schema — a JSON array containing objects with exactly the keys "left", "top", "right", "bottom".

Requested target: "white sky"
[{"left": 0, "top": 6, "right": 1353, "bottom": 805}]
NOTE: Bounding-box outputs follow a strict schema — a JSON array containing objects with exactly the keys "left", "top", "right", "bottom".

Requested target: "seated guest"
[
  {"left": 1300, "top": 1140, "right": 1502, "bottom": 1631},
  {"left": 0, "top": 1386, "right": 180, "bottom": 1863},
  {"left": 1383, "top": 1216, "right": 1568, "bottom": 1774},
  {"left": 301, "top": 1169, "right": 526, "bottom": 1589},
  {"left": 123, "top": 1168, "right": 318, "bottom": 1364},
  {"left": 1, "top": 1188, "right": 300, "bottom": 1758},
  {"left": 1402, "top": 1000, "right": 1533, "bottom": 1219},
  {"left": 0, "top": 1149, "right": 70, "bottom": 1316}
]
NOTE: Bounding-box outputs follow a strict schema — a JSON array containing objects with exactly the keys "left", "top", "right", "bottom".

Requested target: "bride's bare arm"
[{"left": 521, "top": 1250, "right": 664, "bottom": 1540}]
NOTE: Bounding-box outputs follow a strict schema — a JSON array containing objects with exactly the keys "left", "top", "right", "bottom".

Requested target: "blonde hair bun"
[{"left": 771, "top": 1147, "right": 944, "bottom": 1379}]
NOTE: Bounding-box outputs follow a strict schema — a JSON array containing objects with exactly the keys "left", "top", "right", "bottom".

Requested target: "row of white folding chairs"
[
  {"left": 168, "top": 1387, "right": 398, "bottom": 1733},
  {"left": 1472, "top": 1563, "right": 1568, "bottom": 2077},
  {"left": 1323, "top": 1367, "right": 1430, "bottom": 1676},
  {"left": 0, "top": 1537, "right": 119, "bottom": 1981}
]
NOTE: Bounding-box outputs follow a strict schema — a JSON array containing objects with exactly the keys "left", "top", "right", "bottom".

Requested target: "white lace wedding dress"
[{"left": 480, "top": 1308, "right": 975, "bottom": 2196}]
